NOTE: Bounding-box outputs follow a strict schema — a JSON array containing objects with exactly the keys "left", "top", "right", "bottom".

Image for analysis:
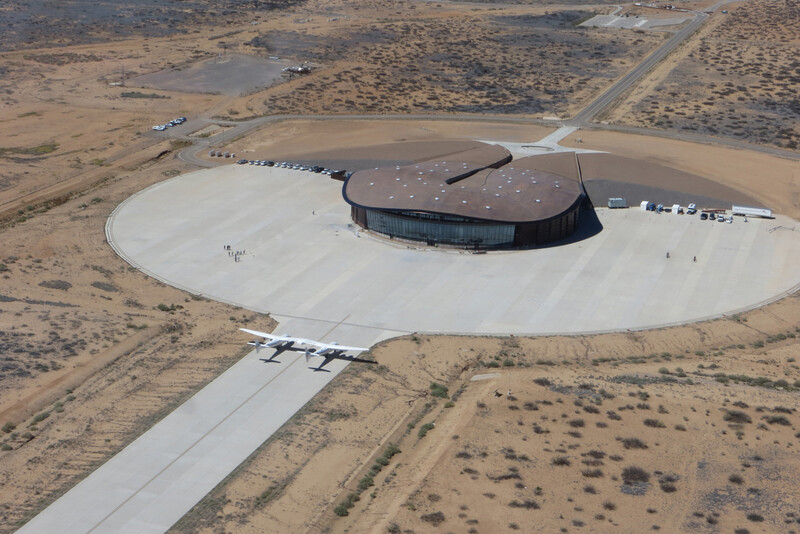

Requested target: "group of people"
[{"left": 224, "top": 244, "right": 246, "bottom": 262}]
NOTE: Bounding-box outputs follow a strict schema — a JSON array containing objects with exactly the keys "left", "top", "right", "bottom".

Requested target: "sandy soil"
[
  {"left": 605, "top": 0, "right": 800, "bottom": 149},
  {"left": 174, "top": 295, "right": 800, "bottom": 534}
]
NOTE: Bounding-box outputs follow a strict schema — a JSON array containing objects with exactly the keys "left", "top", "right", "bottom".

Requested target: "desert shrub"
[
  {"left": 357, "top": 476, "right": 374, "bottom": 492},
  {"left": 523, "top": 402, "right": 538, "bottom": 411},
  {"left": 660, "top": 482, "right": 677, "bottom": 492},
  {"left": 643, "top": 419, "right": 665, "bottom": 428},
  {"left": 729, "top": 474, "right": 744, "bottom": 484},
  {"left": 607, "top": 411, "right": 621, "bottom": 421},
  {"left": 568, "top": 419, "right": 585, "bottom": 428},
  {"left": 533, "top": 378, "right": 551, "bottom": 386},
  {"left": 724, "top": 410, "right": 752, "bottom": 423},
  {"left": 384, "top": 443, "right": 400, "bottom": 458},
  {"left": 602, "top": 501, "right": 616, "bottom": 510},
  {"left": 418, "top": 422, "right": 435, "bottom": 438},
  {"left": 552, "top": 456, "right": 571, "bottom": 466},
  {"left": 455, "top": 451, "right": 472, "bottom": 459},
  {"left": 420, "top": 511, "right": 445, "bottom": 526},
  {"left": 583, "top": 405, "right": 600, "bottom": 414},
  {"left": 508, "top": 500, "right": 539, "bottom": 509},
  {"left": 584, "top": 485, "right": 597, "bottom": 494},
  {"left": 32, "top": 412, "right": 50, "bottom": 423},
  {"left": 586, "top": 450, "right": 606, "bottom": 459},
  {"left": 746, "top": 513, "right": 763, "bottom": 522},
  {"left": 430, "top": 382, "right": 448, "bottom": 398},
  {"left": 582, "top": 469, "right": 603, "bottom": 478},
  {"left": 2, "top": 422, "right": 15, "bottom": 434},
  {"left": 39, "top": 280, "right": 71, "bottom": 290},
  {"left": 622, "top": 466, "right": 650, "bottom": 485},
  {"left": 334, "top": 504, "right": 349, "bottom": 516},
  {"left": 765, "top": 415, "right": 790, "bottom": 426},
  {"left": 619, "top": 437, "right": 648, "bottom": 449}
]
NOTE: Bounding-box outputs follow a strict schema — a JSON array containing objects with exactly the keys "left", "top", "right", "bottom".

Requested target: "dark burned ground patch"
[
  {"left": 258, "top": 16, "right": 660, "bottom": 117},
  {"left": 494, "top": 11, "right": 596, "bottom": 29},
  {"left": 248, "top": 27, "right": 395, "bottom": 62},
  {"left": 127, "top": 55, "right": 287, "bottom": 96},
  {"left": 0, "top": 0, "right": 307, "bottom": 52}
]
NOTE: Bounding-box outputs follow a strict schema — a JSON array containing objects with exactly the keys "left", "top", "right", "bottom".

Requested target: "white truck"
[{"left": 732, "top": 205, "right": 772, "bottom": 218}]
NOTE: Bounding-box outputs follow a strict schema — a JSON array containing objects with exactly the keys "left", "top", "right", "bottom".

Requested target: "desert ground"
[
  {"left": 606, "top": 0, "right": 800, "bottom": 149},
  {"left": 0, "top": 0, "right": 798, "bottom": 532}
]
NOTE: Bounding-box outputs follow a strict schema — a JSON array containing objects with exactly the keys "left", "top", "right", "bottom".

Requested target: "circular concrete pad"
[{"left": 108, "top": 164, "right": 800, "bottom": 335}]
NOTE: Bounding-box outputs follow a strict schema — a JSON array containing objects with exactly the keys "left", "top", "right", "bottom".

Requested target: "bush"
[
  {"left": 418, "top": 422, "right": 435, "bottom": 438},
  {"left": 729, "top": 474, "right": 744, "bottom": 485},
  {"left": 2, "top": 422, "right": 15, "bottom": 434},
  {"left": 552, "top": 456, "right": 571, "bottom": 466},
  {"left": 508, "top": 500, "right": 540, "bottom": 509},
  {"left": 357, "top": 476, "right": 374, "bottom": 492},
  {"left": 334, "top": 504, "right": 349, "bottom": 516},
  {"left": 384, "top": 443, "right": 401, "bottom": 458},
  {"left": 765, "top": 415, "right": 790, "bottom": 426},
  {"left": 582, "top": 469, "right": 603, "bottom": 478},
  {"left": 1, "top": 444, "right": 12, "bottom": 451},
  {"left": 420, "top": 511, "right": 445, "bottom": 526},
  {"left": 622, "top": 466, "right": 650, "bottom": 485},
  {"left": 723, "top": 410, "right": 751, "bottom": 424},
  {"left": 619, "top": 437, "right": 648, "bottom": 449},
  {"left": 32, "top": 412, "right": 50, "bottom": 423},
  {"left": 430, "top": 382, "right": 448, "bottom": 398},
  {"left": 659, "top": 482, "right": 677, "bottom": 492},
  {"left": 643, "top": 419, "right": 665, "bottom": 428},
  {"left": 746, "top": 513, "right": 763, "bottom": 522},
  {"left": 602, "top": 501, "right": 616, "bottom": 511}
]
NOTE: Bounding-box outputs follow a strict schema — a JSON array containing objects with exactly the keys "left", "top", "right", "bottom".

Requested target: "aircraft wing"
[
  {"left": 239, "top": 327, "right": 280, "bottom": 341},
  {"left": 304, "top": 340, "right": 369, "bottom": 353},
  {"left": 239, "top": 328, "right": 316, "bottom": 347}
]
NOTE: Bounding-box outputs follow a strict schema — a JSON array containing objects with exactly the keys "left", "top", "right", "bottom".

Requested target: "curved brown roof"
[{"left": 343, "top": 145, "right": 584, "bottom": 223}]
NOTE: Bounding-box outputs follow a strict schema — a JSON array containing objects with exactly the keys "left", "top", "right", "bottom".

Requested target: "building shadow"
[{"left": 524, "top": 205, "right": 603, "bottom": 250}]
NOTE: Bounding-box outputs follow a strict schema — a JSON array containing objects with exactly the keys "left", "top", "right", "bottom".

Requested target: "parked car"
[
  {"left": 687, "top": 203, "right": 697, "bottom": 215},
  {"left": 237, "top": 159, "right": 248, "bottom": 164},
  {"left": 717, "top": 214, "right": 725, "bottom": 222},
  {"left": 700, "top": 212, "right": 708, "bottom": 220}
]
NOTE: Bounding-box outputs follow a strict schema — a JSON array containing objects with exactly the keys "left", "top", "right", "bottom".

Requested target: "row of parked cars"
[
  {"left": 642, "top": 201, "right": 733, "bottom": 223},
  {"left": 236, "top": 159, "right": 343, "bottom": 176},
  {"left": 152, "top": 117, "right": 187, "bottom": 131},
  {"left": 210, "top": 150, "right": 236, "bottom": 158}
]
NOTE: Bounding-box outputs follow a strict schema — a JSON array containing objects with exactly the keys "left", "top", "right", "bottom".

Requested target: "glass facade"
[{"left": 366, "top": 210, "right": 515, "bottom": 248}]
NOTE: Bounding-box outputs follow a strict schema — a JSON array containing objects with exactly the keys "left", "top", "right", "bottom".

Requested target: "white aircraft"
[{"left": 240, "top": 328, "right": 372, "bottom": 371}]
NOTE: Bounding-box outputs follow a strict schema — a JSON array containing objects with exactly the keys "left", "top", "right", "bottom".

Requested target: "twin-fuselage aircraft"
[{"left": 240, "top": 328, "right": 374, "bottom": 372}]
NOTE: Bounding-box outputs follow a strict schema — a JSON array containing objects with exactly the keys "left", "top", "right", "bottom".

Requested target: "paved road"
[{"left": 568, "top": 11, "right": 707, "bottom": 125}]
